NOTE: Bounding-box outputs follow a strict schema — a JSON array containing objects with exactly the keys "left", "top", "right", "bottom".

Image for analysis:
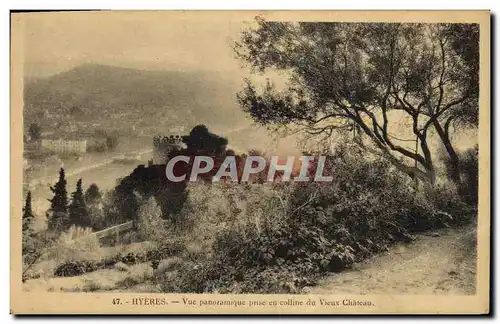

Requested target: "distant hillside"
[{"left": 23, "top": 64, "right": 249, "bottom": 134}]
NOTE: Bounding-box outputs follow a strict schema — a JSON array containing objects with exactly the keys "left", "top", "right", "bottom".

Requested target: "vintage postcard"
[{"left": 10, "top": 10, "right": 490, "bottom": 315}]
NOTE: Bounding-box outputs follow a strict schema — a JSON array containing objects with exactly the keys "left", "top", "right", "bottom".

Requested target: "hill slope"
[{"left": 23, "top": 64, "right": 248, "bottom": 132}]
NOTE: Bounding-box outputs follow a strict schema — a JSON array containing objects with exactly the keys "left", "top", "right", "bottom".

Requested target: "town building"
[{"left": 41, "top": 138, "right": 87, "bottom": 155}]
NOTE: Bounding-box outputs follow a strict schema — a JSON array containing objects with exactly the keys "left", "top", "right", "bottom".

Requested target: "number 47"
[{"left": 112, "top": 298, "right": 121, "bottom": 305}]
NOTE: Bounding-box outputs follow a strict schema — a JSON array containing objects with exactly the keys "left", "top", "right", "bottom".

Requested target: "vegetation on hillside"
[
  {"left": 153, "top": 144, "right": 476, "bottom": 293},
  {"left": 21, "top": 21, "right": 479, "bottom": 294},
  {"left": 235, "top": 21, "right": 478, "bottom": 185},
  {"left": 23, "top": 64, "right": 248, "bottom": 133}
]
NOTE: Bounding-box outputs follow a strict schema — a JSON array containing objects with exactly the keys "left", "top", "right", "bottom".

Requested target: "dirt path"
[{"left": 311, "top": 226, "right": 477, "bottom": 295}]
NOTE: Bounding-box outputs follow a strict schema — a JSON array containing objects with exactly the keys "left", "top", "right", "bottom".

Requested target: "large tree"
[
  {"left": 234, "top": 20, "right": 479, "bottom": 184},
  {"left": 47, "top": 168, "right": 69, "bottom": 231},
  {"left": 69, "top": 179, "right": 91, "bottom": 228},
  {"left": 22, "top": 191, "right": 35, "bottom": 255}
]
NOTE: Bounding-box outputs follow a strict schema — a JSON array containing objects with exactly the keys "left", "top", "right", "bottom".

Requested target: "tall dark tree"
[
  {"left": 28, "top": 122, "right": 42, "bottom": 141},
  {"left": 47, "top": 168, "right": 69, "bottom": 231},
  {"left": 234, "top": 20, "right": 479, "bottom": 184},
  {"left": 69, "top": 179, "right": 91, "bottom": 228},
  {"left": 182, "top": 124, "right": 228, "bottom": 154},
  {"left": 105, "top": 134, "right": 119, "bottom": 150},
  {"left": 84, "top": 183, "right": 102, "bottom": 206},
  {"left": 22, "top": 191, "right": 35, "bottom": 255}
]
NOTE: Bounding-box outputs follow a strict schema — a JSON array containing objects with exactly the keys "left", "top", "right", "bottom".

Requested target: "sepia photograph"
[{"left": 10, "top": 10, "right": 490, "bottom": 314}]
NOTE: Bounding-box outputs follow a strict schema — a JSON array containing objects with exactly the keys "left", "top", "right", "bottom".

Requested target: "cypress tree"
[
  {"left": 69, "top": 179, "right": 91, "bottom": 228},
  {"left": 22, "top": 191, "right": 35, "bottom": 254},
  {"left": 47, "top": 168, "right": 69, "bottom": 231}
]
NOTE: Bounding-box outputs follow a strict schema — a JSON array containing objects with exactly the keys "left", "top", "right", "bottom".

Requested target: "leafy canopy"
[{"left": 235, "top": 20, "right": 479, "bottom": 183}]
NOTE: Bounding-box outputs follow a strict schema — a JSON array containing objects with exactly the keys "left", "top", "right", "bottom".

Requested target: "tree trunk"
[
  {"left": 433, "top": 120, "right": 461, "bottom": 183},
  {"left": 355, "top": 136, "right": 435, "bottom": 185}
]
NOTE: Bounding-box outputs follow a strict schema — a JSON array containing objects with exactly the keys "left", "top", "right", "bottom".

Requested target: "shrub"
[
  {"left": 22, "top": 230, "right": 54, "bottom": 281},
  {"left": 146, "top": 242, "right": 186, "bottom": 270},
  {"left": 53, "top": 250, "right": 150, "bottom": 277},
  {"left": 87, "top": 140, "right": 107, "bottom": 153},
  {"left": 424, "top": 182, "right": 475, "bottom": 225},
  {"left": 81, "top": 279, "right": 104, "bottom": 292},
  {"left": 46, "top": 226, "right": 101, "bottom": 263},
  {"left": 54, "top": 260, "right": 98, "bottom": 277},
  {"left": 87, "top": 130, "right": 120, "bottom": 152},
  {"left": 105, "top": 134, "right": 119, "bottom": 150},
  {"left": 116, "top": 276, "right": 141, "bottom": 289},
  {"left": 87, "top": 205, "right": 106, "bottom": 231},
  {"left": 440, "top": 145, "right": 479, "bottom": 207},
  {"left": 456, "top": 146, "right": 479, "bottom": 207},
  {"left": 137, "top": 197, "right": 168, "bottom": 242},
  {"left": 158, "top": 143, "right": 474, "bottom": 293}
]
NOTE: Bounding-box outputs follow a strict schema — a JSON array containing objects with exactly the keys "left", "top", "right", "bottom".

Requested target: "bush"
[
  {"left": 22, "top": 230, "right": 54, "bottom": 280},
  {"left": 46, "top": 226, "right": 101, "bottom": 263},
  {"left": 87, "top": 205, "right": 106, "bottom": 231},
  {"left": 53, "top": 250, "right": 151, "bottom": 277},
  {"left": 87, "top": 130, "right": 120, "bottom": 152},
  {"left": 87, "top": 140, "right": 108, "bottom": 153},
  {"left": 54, "top": 260, "right": 98, "bottom": 277},
  {"left": 158, "top": 143, "right": 474, "bottom": 293},
  {"left": 146, "top": 241, "right": 186, "bottom": 270},
  {"left": 52, "top": 245, "right": 183, "bottom": 278},
  {"left": 457, "top": 146, "right": 479, "bottom": 207},
  {"left": 105, "top": 135, "right": 119, "bottom": 150},
  {"left": 137, "top": 197, "right": 168, "bottom": 242},
  {"left": 424, "top": 182, "right": 475, "bottom": 225},
  {"left": 440, "top": 145, "right": 479, "bottom": 207}
]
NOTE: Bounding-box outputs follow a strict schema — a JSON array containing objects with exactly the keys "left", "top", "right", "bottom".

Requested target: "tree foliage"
[
  {"left": 182, "top": 124, "right": 228, "bottom": 154},
  {"left": 47, "top": 168, "right": 69, "bottom": 231},
  {"left": 69, "top": 179, "right": 91, "bottom": 228},
  {"left": 22, "top": 191, "right": 35, "bottom": 255},
  {"left": 28, "top": 122, "right": 42, "bottom": 141},
  {"left": 84, "top": 183, "right": 102, "bottom": 206},
  {"left": 105, "top": 134, "right": 119, "bottom": 150},
  {"left": 234, "top": 20, "right": 479, "bottom": 184}
]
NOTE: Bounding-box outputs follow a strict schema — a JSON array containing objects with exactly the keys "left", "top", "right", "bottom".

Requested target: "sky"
[{"left": 20, "top": 11, "right": 257, "bottom": 78}]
